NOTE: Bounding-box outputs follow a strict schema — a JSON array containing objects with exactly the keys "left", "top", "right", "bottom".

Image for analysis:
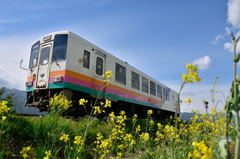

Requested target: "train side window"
[
  {"left": 150, "top": 81, "right": 156, "bottom": 96},
  {"left": 162, "top": 88, "right": 166, "bottom": 100},
  {"left": 96, "top": 57, "right": 103, "bottom": 75},
  {"left": 115, "top": 63, "right": 126, "bottom": 85},
  {"left": 83, "top": 50, "right": 90, "bottom": 69},
  {"left": 142, "top": 77, "right": 149, "bottom": 93},
  {"left": 131, "top": 71, "right": 140, "bottom": 90},
  {"left": 166, "top": 89, "right": 170, "bottom": 100},
  {"left": 157, "top": 84, "right": 162, "bottom": 98},
  {"left": 162, "top": 88, "right": 169, "bottom": 101}
]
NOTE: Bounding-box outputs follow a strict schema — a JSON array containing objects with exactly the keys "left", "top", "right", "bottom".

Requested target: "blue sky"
[{"left": 0, "top": 0, "right": 239, "bottom": 112}]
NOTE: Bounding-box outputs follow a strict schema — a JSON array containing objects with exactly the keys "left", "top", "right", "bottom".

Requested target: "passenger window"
[
  {"left": 115, "top": 63, "right": 126, "bottom": 85},
  {"left": 162, "top": 88, "right": 170, "bottom": 100},
  {"left": 150, "top": 81, "right": 156, "bottom": 96},
  {"left": 142, "top": 77, "right": 149, "bottom": 93},
  {"left": 131, "top": 71, "right": 140, "bottom": 90},
  {"left": 96, "top": 57, "right": 103, "bottom": 75},
  {"left": 83, "top": 50, "right": 90, "bottom": 69},
  {"left": 157, "top": 84, "right": 162, "bottom": 98}
]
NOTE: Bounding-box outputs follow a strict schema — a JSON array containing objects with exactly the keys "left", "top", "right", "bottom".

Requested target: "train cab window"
[
  {"left": 29, "top": 41, "right": 40, "bottom": 68},
  {"left": 52, "top": 34, "right": 68, "bottom": 62},
  {"left": 157, "top": 84, "right": 163, "bottom": 98},
  {"left": 115, "top": 63, "right": 126, "bottom": 85},
  {"left": 96, "top": 57, "right": 103, "bottom": 75},
  {"left": 40, "top": 47, "right": 50, "bottom": 65},
  {"left": 131, "top": 71, "right": 140, "bottom": 90},
  {"left": 142, "top": 77, "right": 149, "bottom": 93},
  {"left": 150, "top": 81, "right": 156, "bottom": 96},
  {"left": 83, "top": 50, "right": 90, "bottom": 69}
]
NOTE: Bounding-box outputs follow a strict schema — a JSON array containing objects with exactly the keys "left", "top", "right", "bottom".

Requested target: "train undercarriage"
[{"left": 26, "top": 88, "right": 175, "bottom": 119}]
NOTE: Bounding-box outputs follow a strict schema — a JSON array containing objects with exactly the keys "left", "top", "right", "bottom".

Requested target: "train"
[{"left": 25, "top": 31, "right": 179, "bottom": 117}]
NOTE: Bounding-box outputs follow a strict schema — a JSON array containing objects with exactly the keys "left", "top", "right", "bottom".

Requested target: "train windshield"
[
  {"left": 52, "top": 34, "right": 68, "bottom": 62},
  {"left": 29, "top": 41, "right": 40, "bottom": 68}
]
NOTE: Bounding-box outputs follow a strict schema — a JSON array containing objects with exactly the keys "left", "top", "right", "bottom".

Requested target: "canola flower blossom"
[
  {"left": 102, "top": 70, "right": 113, "bottom": 83},
  {"left": 43, "top": 150, "right": 51, "bottom": 159},
  {"left": 0, "top": 100, "right": 11, "bottom": 115},
  {"left": 104, "top": 99, "right": 111, "bottom": 108},
  {"left": 79, "top": 98, "right": 88, "bottom": 106},
  {"left": 1, "top": 116, "right": 6, "bottom": 121},
  {"left": 182, "top": 64, "right": 201, "bottom": 83},
  {"left": 74, "top": 136, "right": 84, "bottom": 145},
  {"left": 188, "top": 141, "right": 212, "bottom": 159},
  {"left": 93, "top": 99, "right": 112, "bottom": 115},
  {"left": 20, "top": 146, "right": 31, "bottom": 159},
  {"left": 139, "top": 132, "right": 150, "bottom": 142},
  {"left": 60, "top": 133, "right": 70, "bottom": 143},
  {"left": 49, "top": 92, "right": 72, "bottom": 113},
  {"left": 184, "top": 98, "right": 192, "bottom": 103},
  {"left": 147, "top": 109, "right": 153, "bottom": 116}
]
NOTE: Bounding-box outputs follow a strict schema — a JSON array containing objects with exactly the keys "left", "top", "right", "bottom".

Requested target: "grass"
[{"left": 0, "top": 114, "right": 110, "bottom": 158}]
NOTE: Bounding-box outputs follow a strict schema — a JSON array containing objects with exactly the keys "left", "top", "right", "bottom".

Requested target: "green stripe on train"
[
  {"left": 48, "top": 82, "right": 160, "bottom": 109},
  {"left": 26, "top": 86, "right": 35, "bottom": 92}
]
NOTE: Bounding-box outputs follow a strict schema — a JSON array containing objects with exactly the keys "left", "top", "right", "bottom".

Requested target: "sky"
[{"left": 0, "top": 0, "right": 239, "bottom": 112}]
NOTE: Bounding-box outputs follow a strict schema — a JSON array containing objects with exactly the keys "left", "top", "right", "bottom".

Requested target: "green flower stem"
[
  {"left": 233, "top": 35, "right": 240, "bottom": 159},
  {"left": 175, "top": 82, "right": 185, "bottom": 128}
]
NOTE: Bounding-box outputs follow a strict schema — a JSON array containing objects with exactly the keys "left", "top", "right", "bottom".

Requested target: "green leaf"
[{"left": 218, "top": 137, "right": 228, "bottom": 158}]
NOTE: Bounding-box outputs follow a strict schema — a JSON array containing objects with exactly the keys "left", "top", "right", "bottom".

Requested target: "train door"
[
  {"left": 95, "top": 54, "right": 105, "bottom": 79},
  {"left": 36, "top": 43, "right": 52, "bottom": 88},
  {"left": 94, "top": 51, "right": 106, "bottom": 92}
]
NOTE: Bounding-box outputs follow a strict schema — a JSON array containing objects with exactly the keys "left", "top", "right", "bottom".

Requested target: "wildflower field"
[
  {"left": 0, "top": 33, "right": 240, "bottom": 159},
  {"left": 0, "top": 98, "right": 228, "bottom": 159}
]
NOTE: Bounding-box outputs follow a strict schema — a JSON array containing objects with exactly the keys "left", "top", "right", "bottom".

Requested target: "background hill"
[{"left": 0, "top": 87, "right": 47, "bottom": 115}]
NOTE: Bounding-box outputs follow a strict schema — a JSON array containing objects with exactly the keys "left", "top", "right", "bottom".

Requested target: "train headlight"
[
  {"left": 53, "top": 76, "right": 62, "bottom": 83},
  {"left": 26, "top": 81, "right": 33, "bottom": 87}
]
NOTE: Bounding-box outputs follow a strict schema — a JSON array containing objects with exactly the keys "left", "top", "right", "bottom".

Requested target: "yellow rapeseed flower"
[
  {"left": 79, "top": 98, "right": 88, "bottom": 106},
  {"left": 139, "top": 132, "right": 149, "bottom": 142},
  {"left": 182, "top": 64, "right": 201, "bottom": 83},
  {"left": 149, "top": 120, "right": 154, "bottom": 127},
  {"left": 188, "top": 141, "right": 212, "bottom": 159},
  {"left": 1, "top": 116, "right": 6, "bottom": 121},
  {"left": 184, "top": 98, "right": 192, "bottom": 103},
  {"left": 147, "top": 109, "right": 153, "bottom": 116},
  {"left": 0, "top": 100, "right": 11, "bottom": 115},
  {"left": 20, "top": 146, "right": 31, "bottom": 159},
  {"left": 60, "top": 133, "right": 70, "bottom": 143},
  {"left": 74, "top": 136, "right": 83, "bottom": 145},
  {"left": 43, "top": 150, "right": 51, "bottom": 159},
  {"left": 104, "top": 99, "right": 111, "bottom": 108}
]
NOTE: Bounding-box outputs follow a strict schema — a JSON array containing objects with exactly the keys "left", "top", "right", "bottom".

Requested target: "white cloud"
[
  {"left": 212, "top": 34, "right": 223, "bottom": 44},
  {"left": 192, "top": 56, "right": 212, "bottom": 70},
  {"left": 225, "top": 27, "right": 232, "bottom": 35},
  {"left": 165, "top": 83, "right": 230, "bottom": 113},
  {"left": 227, "top": 0, "right": 240, "bottom": 28},
  {"left": 0, "top": 35, "right": 37, "bottom": 90},
  {"left": 224, "top": 41, "right": 240, "bottom": 53}
]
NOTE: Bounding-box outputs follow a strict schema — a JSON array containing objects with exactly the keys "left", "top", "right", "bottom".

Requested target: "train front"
[{"left": 25, "top": 31, "right": 69, "bottom": 110}]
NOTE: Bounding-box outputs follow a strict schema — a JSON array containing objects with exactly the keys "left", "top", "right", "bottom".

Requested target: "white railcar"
[{"left": 26, "top": 31, "right": 179, "bottom": 117}]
